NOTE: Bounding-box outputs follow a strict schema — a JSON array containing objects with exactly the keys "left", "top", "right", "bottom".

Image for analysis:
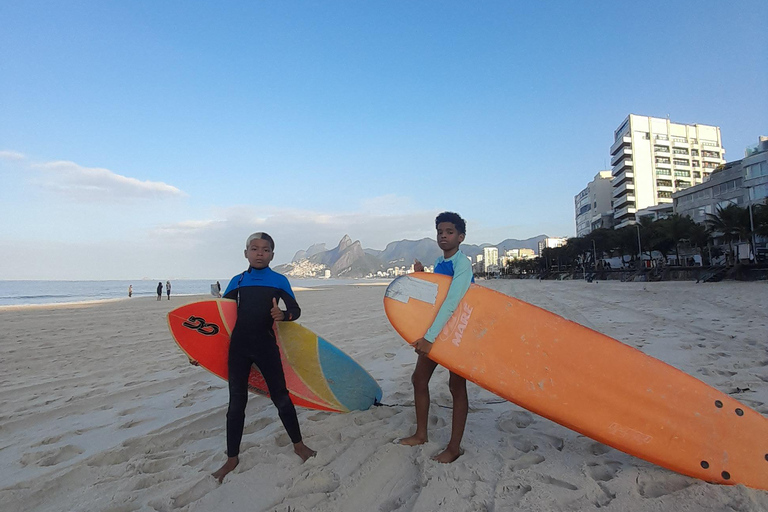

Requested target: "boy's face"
[
  {"left": 436, "top": 221, "right": 464, "bottom": 255},
  {"left": 244, "top": 238, "right": 274, "bottom": 269}
]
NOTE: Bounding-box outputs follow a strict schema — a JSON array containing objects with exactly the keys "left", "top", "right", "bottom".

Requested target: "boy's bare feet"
[
  {"left": 398, "top": 434, "right": 427, "bottom": 446},
  {"left": 294, "top": 441, "right": 316, "bottom": 462},
  {"left": 212, "top": 456, "right": 239, "bottom": 483},
  {"left": 431, "top": 446, "right": 464, "bottom": 463}
]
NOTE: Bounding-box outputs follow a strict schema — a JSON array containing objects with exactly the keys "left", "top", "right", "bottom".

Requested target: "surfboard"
[
  {"left": 383, "top": 273, "right": 768, "bottom": 491},
  {"left": 168, "top": 299, "right": 382, "bottom": 413}
]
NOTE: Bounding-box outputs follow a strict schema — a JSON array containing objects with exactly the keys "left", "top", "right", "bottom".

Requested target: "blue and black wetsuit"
[{"left": 223, "top": 266, "right": 302, "bottom": 457}]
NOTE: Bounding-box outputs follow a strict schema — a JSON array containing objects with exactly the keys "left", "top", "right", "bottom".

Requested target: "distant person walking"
[
  {"left": 157, "top": 282, "right": 163, "bottom": 301},
  {"left": 128, "top": 285, "right": 132, "bottom": 298},
  {"left": 166, "top": 281, "right": 172, "bottom": 300}
]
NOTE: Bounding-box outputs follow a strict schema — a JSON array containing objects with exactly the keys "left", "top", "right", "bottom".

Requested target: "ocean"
[{"left": 0, "top": 278, "right": 390, "bottom": 307}]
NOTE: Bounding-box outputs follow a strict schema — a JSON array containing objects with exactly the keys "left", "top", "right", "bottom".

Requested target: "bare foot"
[
  {"left": 294, "top": 441, "right": 316, "bottom": 462},
  {"left": 212, "top": 456, "right": 239, "bottom": 483},
  {"left": 431, "top": 447, "right": 464, "bottom": 463},
  {"left": 398, "top": 434, "right": 427, "bottom": 446}
]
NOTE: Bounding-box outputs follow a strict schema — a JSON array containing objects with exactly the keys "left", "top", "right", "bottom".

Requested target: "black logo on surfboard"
[{"left": 182, "top": 316, "right": 220, "bottom": 336}]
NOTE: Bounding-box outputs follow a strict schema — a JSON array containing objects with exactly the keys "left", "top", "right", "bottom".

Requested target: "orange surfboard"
[{"left": 384, "top": 273, "right": 768, "bottom": 490}]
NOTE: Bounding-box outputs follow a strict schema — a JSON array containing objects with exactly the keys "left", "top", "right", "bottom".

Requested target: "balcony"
[
  {"left": 614, "top": 206, "right": 637, "bottom": 220},
  {"left": 672, "top": 139, "right": 690, "bottom": 148},
  {"left": 613, "top": 194, "right": 636, "bottom": 209},
  {"left": 654, "top": 136, "right": 670, "bottom": 145},
  {"left": 612, "top": 159, "right": 633, "bottom": 176},
  {"left": 612, "top": 181, "right": 635, "bottom": 198},
  {"left": 610, "top": 147, "right": 633, "bottom": 166},
  {"left": 610, "top": 135, "right": 632, "bottom": 155},
  {"left": 613, "top": 169, "right": 634, "bottom": 185}
]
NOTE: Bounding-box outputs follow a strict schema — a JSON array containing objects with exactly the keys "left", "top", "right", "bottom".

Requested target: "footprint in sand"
[
  {"left": 509, "top": 452, "right": 545, "bottom": 471},
  {"left": 586, "top": 460, "right": 622, "bottom": 481},
  {"left": 20, "top": 444, "right": 84, "bottom": 467},
  {"left": 636, "top": 472, "right": 694, "bottom": 498},
  {"left": 497, "top": 410, "right": 535, "bottom": 432},
  {"left": 538, "top": 474, "right": 578, "bottom": 490},
  {"left": 243, "top": 417, "right": 274, "bottom": 434}
]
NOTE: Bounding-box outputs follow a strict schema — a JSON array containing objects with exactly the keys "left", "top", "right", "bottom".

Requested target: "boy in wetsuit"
[
  {"left": 212, "top": 232, "right": 316, "bottom": 483},
  {"left": 399, "top": 212, "right": 474, "bottom": 463}
]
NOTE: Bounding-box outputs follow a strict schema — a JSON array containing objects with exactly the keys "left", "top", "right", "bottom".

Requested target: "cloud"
[
  {"left": 31, "top": 160, "right": 186, "bottom": 201},
  {"left": 148, "top": 204, "right": 439, "bottom": 266},
  {"left": 0, "top": 150, "right": 26, "bottom": 161}
]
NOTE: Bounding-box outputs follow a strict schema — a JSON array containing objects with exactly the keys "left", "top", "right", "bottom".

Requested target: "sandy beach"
[{"left": 1, "top": 279, "right": 767, "bottom": 512}]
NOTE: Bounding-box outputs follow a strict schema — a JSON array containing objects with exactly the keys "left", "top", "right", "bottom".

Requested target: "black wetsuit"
[{"left": 222, "top": 266, "right": 302, "bottom": 457}]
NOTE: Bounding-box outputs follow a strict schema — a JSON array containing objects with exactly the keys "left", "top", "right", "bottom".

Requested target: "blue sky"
[{"left": 1, "top": 1, "right": 765, "bottom": 280}]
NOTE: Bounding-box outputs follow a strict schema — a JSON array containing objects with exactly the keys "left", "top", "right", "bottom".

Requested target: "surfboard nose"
[{"left": 385, "top": 275, "right": 438, "bottom": 305}]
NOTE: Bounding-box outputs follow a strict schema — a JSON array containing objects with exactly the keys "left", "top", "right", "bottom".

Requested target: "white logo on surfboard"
[{"left": 438, "top": 302, "right": 473, "bottom": 347}]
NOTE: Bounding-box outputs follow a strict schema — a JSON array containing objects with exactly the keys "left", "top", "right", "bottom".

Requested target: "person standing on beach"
[
  {"left": 166, "top": 281, "right": 171, "bottom": 300},
  {"left": 212, "top": 231, "right": 315, "bottom": 483},
  {"left": 399, "top": 211, "right": 474, "bottom": 463},
  {"left": 128, "top": 285, "right": 132, "bottom": 298},
  {"left": 156, "top": 282, "right": 163, "bottom": 301}
]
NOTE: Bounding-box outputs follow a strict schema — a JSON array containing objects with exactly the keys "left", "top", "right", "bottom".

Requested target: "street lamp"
[
  {"left": 746, "top": 185, "right": 756, "bottom": 261},
  {"left": 636, "top": 223, "right": 642, "bottom": 263}
]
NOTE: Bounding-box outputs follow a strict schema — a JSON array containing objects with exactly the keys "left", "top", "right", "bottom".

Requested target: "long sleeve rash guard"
[
  {"left": 223, "top": 267, "right": 300, "bottom": 345},
  {"left": 423, "top": 249, "right": 473, "bottom": 343}
]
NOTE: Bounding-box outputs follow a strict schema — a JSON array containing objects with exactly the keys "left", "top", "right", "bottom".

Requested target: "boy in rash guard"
[
  {"left": 399, "top": 212, "right": 474, "bottom": 463},
  {"left": 212, "top": 232, "right": 316, "bottom": 483}
]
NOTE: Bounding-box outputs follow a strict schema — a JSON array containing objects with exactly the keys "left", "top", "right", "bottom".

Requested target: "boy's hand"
[
  {"left": 413, "top": 259, "right": 424, "bottom": 272},
  {"left": 271, "top": 298, "right": 285, "bottom": 321},
  {"left": 412, "top": 337, "right": 432, "bottom": 356}
]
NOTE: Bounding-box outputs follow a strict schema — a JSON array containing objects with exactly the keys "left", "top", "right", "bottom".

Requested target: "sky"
[{"left": 1, "top": 1, "right": 766, "bottom": 280}]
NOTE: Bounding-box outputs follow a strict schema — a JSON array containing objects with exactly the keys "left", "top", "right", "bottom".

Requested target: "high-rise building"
[
  {"left": 610, "top": 114, "right": 726, "bottom": 228},
  {"left": 574, "top": 170, "right": 613, "bottom": 236},
  {"left": 482, "top": 246, "right": 499, "bottom": 272}
]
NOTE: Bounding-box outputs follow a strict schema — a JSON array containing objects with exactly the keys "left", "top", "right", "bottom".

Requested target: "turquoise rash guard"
[{"left": 424, "top": 249, "right": 474, "bottom": 343}]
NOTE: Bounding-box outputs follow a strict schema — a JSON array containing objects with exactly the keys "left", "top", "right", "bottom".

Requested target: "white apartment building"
[
  {"left": 538, "top": 237, "right": 567, "bottom": 255},
  {"left": 575, "top": 170, "right": 613, "bottom": 236},
  {"left": 610, "top": 114, "right": 726, "bottom": 228},
  {"left": 482, "top": 246, "right": 499, "bottom": 272}
]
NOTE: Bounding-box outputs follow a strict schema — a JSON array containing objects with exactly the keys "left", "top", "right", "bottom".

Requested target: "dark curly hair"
[{"left": 435, "top": 212, "right": 466, "bottom": 234}]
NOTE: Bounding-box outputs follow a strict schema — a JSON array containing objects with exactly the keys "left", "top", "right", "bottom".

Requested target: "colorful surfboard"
[
  {"left": 168, "top": 299, "right": 382, "bottom": 413},
  {"left": 384, "top": 273, "right": 768, "bottom": 491}
]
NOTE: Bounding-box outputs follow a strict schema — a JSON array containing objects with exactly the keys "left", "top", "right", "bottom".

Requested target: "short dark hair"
[
  {"left": 435, "top": 211, "right": 466, "bottom": 234},
  {"left": 246, "top": 232, "right": 275, "bottom": 250}
]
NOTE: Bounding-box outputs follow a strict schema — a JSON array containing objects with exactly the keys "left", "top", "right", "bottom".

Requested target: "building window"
[
  {"left": 693, "top": 171, "right": 701, "bottom": 179},
  {"left": 656, "top": 157, "right": 671, "bottom": 164},
  {"left": 658, "top": 191, "right": 673, "bottom": 198},
  {"left": 674, "top": 170, "right": 691, "bottom": 177},
  {"left": 745, "top": 161, "right": 768, "bottom": 179},
  {"left": 654, "top": 145, "right": 670, "bottom": 153},
  {"left": 673, "top": 159, "right": 690, "bottom": 166},
  {"left": 691, "top": 149, "right": 699, "bottom": 156},
  {"left": 656, "top": 179, "right": 672, "bottom": 187},
  {"left": 656, "top": 168, "right": 671, "bottom": 176},
  {"left": 702, "top": 150, "right": 720, "bottom": 158},
  {"left": 673, "top": 148, "right": 689, "bottom": 155},
  {"left": 692, "top": 160, "right": 700, "bottom": 167}
]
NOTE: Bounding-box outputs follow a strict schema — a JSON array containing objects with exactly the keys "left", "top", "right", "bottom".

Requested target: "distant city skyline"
[{"left": 1, "top": 2, "right": 765, "bottom": 279}]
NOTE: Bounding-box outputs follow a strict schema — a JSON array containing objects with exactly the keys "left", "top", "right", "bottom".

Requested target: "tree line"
[{"left": 503, "top": 200, "right": 768, "bottom": 275}]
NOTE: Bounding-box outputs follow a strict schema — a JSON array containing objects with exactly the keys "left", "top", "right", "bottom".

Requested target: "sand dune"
[{"left": 1, "top": 280, "right": 766, "bottom": 511}]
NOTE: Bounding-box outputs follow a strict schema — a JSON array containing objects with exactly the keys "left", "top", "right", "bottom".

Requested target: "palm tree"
[
  {"left": 705, "top": 204, "right": 751, "bottom": 263},
  {"left": 658, "top": 214, "right": 697, "bottom": 265}
]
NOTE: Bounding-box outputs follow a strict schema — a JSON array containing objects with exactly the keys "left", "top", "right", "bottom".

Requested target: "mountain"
[
  {"left": 277, "top": 234, "right": 550, "bottom": 278},
  {"left": 292, "top": 243, "right": 327, "bottom": 263}
]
